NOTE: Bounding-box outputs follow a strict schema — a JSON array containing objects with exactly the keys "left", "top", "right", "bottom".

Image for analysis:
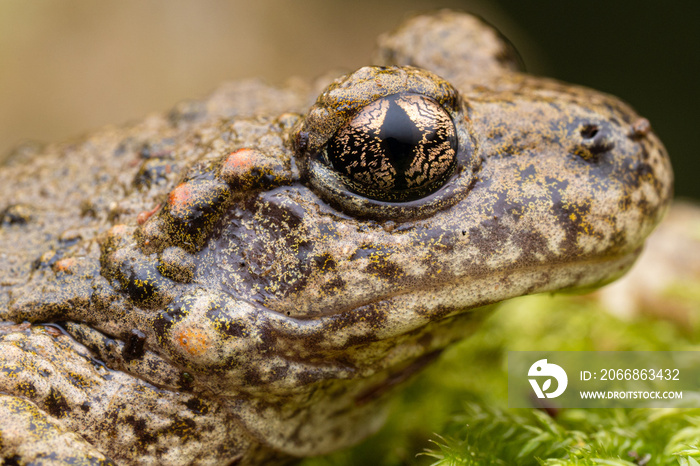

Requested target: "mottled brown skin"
[{"left": 0, "top": 11, "right": 672, "bottom": 465}]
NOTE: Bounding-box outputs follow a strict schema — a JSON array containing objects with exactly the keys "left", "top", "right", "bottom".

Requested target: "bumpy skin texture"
[{"left": 0, "top": 11, "right": 672, "bottom": 465}]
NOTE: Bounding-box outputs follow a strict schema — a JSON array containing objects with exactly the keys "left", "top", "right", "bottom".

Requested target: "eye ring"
[
  {"left": 306, "top": 158, "right": 475, "bottom": 221},
  {"left": 296, "top": 66, "right": 480, "bottom": 220}
]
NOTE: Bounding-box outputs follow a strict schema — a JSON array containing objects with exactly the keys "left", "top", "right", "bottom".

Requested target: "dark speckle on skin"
[
  {"left": 122, "top": 328, "right": 147, "bottom": 362},
  {"left": 185, "top": 397, "right": 209, "bottom": 415},
  {"left": 321, "top": 276, "right": 346, "bottom": 294},
  {"left": 207, "top": 301, "right": 249, "bottom": 338},
  {"left": 133, "top": 157, "right": 174, "bottom": 190},
  {"left": 124, "top": 260, "right": 170, "bottom": 306},
  {"left": 1, "top": 204, "right": 33, "bottom": 226},
  {"left": 153, "top": 298, "right": 189, "bottom": 341},
  {"left": 16, "top": 381, "right": 36, "bottom": 397},
  {"left": 364, "top": 255, "right": 404, "bottom": 280},
  {"left": 313, "top": 253, "right": 337, "bottom": 271},
  {"left": 124, "top": 414, "right": 157, "bottom": 447},
  {"left": 4, "top": 456, "right": 22, "bottom": 466},
  {"left": 45, "top": 387, "right": 71, "bottom": 418}
]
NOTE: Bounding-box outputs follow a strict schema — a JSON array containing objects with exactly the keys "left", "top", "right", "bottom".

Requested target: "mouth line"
[{"left": 288, "top": 246, "right": 643, "bottom": 323}]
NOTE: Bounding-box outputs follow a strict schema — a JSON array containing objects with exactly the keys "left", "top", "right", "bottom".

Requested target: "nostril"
[
  {"left": 580, "top": 124, "right": 599, "bottom": 140},
  {"left": 575, "top": 122, "right": 614, "bottom": 161}
]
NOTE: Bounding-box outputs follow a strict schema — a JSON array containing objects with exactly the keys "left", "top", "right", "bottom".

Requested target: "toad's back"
[{"left": 0, "top": 11, "right": 671, "bottom": 465}]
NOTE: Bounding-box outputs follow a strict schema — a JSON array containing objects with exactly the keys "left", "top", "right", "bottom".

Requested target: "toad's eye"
[
  {"left": 298, "top": 66, "right": 478, "bottom": 220},
  {"left": 324, "top": 93, "right": 457, "bottom": 202}
]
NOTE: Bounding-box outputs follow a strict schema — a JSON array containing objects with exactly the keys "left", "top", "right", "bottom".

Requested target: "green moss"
[
  {"left": 422, "top": 406, "right": 700, "bottom": 465},
  {"left": 301, "top": 291, "right": 700, "bottom": 465}
]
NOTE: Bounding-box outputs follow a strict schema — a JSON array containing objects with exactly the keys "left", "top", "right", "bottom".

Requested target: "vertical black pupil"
[
  {"left": 324, "top": 92, "right": 457, "bottom": 202},
  {"left": 379, "top": 97, "right": 423, "bottom": 189}
]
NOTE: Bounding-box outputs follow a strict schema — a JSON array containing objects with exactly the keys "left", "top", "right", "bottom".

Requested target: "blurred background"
[{"left": 0, "top": 0, "right": 698, "bottom": 199}]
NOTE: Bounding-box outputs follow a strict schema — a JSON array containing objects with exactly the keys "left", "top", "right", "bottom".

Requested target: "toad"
[{"left": 0, "top": 11, "right": 672, "bottom": 465}]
